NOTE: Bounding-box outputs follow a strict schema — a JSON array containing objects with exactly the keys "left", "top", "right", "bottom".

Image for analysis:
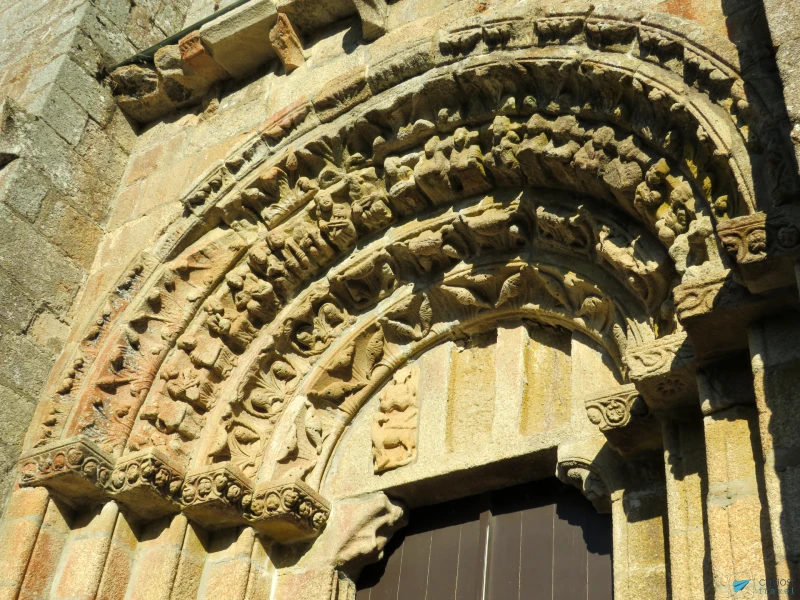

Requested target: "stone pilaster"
[
  {"left": 697, "top": 359, "right": 773, "bottom": 597},
  {"left": 749, "top": 314, "right": 800, "bottom": 587},
  {"left": 558, "top": 439, "right": 668, "bottom": 599}
]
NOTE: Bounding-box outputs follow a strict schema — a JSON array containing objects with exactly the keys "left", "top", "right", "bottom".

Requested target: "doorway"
[{"left": 356, "top": 478, "right": 613, "bottom": 599}]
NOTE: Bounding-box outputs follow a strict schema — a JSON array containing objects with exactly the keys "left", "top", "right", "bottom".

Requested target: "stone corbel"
[
  {"left": 717, "top": 206, "right": 800, "bottom": 294},
  {"left": 673, "top": 269, "right": 796, "bottom": 359},
  {"left": 270, "top": 492, "right": 406, "bottom": 600},
  {"left": 269, "top": 13, "right": 306, "bottom": 74},
  {"left": 584, "top": 384, "right": 661, "bottom": 457},
  {"left": 18, "top": 436, "right": 113, "bottom": 504},
  {"left": 352, "top": 0, "right": 389, "bottom": 42},
  {"left": 624, "top": 332, "right": 699, "bottom": 412},
  {"left": 556, "top": 440, "right": 612, "bottom": 514}
]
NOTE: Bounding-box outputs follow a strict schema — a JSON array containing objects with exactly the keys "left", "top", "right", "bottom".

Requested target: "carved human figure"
[
  {"left": 449, "top": 127, "right": 490, "bottom": 197},
  {"left": 414, "top": 136, "right": 454, "bottom": 204},
  {"left": 311, "top": 188, "right": 358, "bottom": 250},
  {"left": 347, "top": 167, "right": 393, "bottom": 231},
  {"left": 372, "top": 365, "right": 419, "bottom": 472},
  {"left": 486, "top": 115, "right": 522, "bottom": 184},
  {"left": 384, "top": 155, "right": 426, "bottom": 214}
]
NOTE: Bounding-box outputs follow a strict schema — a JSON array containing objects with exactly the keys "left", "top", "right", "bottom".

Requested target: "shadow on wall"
[
  {"left": 722, "top": 0, "right": 800, "bottom": 591},
  {"left": 721, "top": 0, "right": 800, "bottom": 210}
]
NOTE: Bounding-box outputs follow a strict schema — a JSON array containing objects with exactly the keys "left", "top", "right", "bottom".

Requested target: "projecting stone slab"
[{"left": 199, "top": 0, "right": 278, "bottom": 78}]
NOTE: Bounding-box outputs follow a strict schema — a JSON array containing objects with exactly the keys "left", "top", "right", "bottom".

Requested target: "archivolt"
[{"left": 21, "top": 11, "right": 787, "bottom": 534}]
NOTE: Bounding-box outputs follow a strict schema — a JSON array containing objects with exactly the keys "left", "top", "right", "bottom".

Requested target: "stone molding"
[{"left": 19, "top": 2, "right": 799, "bottom": 563}]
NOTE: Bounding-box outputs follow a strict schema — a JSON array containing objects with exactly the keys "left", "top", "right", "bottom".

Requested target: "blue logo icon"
[{"left": 732, "top": 580, "right": 751, "bottom": 593}]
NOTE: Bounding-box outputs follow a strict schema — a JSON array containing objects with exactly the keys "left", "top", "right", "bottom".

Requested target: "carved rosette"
[
  {"left": 18, "top": 436, "right": 113, "bottom": 503},
  {"left": 625, "top": 332, "right": 698, "bottom": 411},
  {"left": 584, "top": 384, "right": 660, "bottom": 456},
  {"left": 585, "top": 384, "right": 644, "bottom": 430},
  {"left": 245, "top": 479, "right": 330, "bottom": 542},
  {"left": 179, "top": 463, "right": 253, "bottom": 529},
  {"left": 105, "top": 449, "right": 184, "bottom": 519}
]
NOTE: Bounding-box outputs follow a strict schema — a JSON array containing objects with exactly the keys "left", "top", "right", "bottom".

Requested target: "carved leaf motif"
[
  {"left": 354, "top": 327, "right": 385, "bottom": 382},
  {"left": 381, "top": 294, "right": 433, "bottom": 341},
  {"left": 531, "top": 266, "right": 572, "bottom": 310},
  {"left": 496, "top": 269, "right": 526, "bottom": 307},
  {"left": 439, "top": 284, "right": 492, "bottom": 309}
]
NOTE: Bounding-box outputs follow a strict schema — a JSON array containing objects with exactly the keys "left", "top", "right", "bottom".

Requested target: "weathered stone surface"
[
  {"left": 3, "top": 0, "right": 800, "bottom": 598},
  {"left": 199, "top": 0, "right": 277, "bottom": 78}
]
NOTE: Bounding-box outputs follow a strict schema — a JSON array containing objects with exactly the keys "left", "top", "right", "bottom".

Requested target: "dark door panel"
[{"left": 357, "top": 479, "right": 612, "bottom": 599}]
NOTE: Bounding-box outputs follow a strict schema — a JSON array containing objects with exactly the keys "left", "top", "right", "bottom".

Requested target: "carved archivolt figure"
[{"left": 372, "top": 365, "right": 420, "bottom": 473}]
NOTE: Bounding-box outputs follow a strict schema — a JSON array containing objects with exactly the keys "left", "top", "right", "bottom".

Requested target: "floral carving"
[{"left": 585, "top": 384, "right": 647, "bottom": 431}]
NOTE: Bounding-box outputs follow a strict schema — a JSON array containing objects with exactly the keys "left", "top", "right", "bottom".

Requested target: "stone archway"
[{"left": 3, "top": 4, "right": 800, "bottom": 599}]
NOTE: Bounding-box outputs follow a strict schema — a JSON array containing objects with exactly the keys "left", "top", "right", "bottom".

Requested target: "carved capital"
[
  {"left": 105, "top": 449, "right": 184, "bottom": 519},
  {"left": 179, "top": 463, "right": 253, "bottom": 529},
  {"left": 585, "top": 384, "right": 644, "bottom": 431},
  {"left": 18, "top": 436, "right": 113, "bottom": 503},
  {"left": 584, "top": 384, "right": 661, "bottom": 457},
  {"left": 625, "top": 332, "right": 698, "bottom": 411},
  {"left": 717, "top": 207, "right": 800, "bottom": 293},
  {"left": 557, "top": 459, "right": 611, "bottom": 514},
  {"left": 674, "top": 270, "right": 796, "bottom": 358},
  {"left": 245, "top": 479, "right": 330, "bottom": 542}
]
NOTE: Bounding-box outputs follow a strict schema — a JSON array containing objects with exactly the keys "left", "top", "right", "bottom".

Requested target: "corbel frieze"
[
  {"left": 717, "top": 206, "right": 800, "bottom": 293},
  {"left": 584, "top": 383, "right": 661, "bottom": 456},
  {"left": 18, "top": 436, "right": 113, "bottom": 504},
  {"left": 625, "top": 332, "right": 699, "bottom": 412},
  {"left": 179, "top": 463, "right": 253, "bottom": 529},
  {"left": 18, "top": 442, "right": 331, "bottom": 540},
  {"left": 244, "top": 479, "right": 330, "bottom": 541}
]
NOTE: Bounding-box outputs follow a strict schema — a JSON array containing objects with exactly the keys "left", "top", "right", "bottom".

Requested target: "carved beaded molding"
[{"left": 19, "top": 6, "right": 795, "bottom": 541}]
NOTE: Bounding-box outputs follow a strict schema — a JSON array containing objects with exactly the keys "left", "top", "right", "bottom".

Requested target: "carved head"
[{"left": 424, "top": 136, "right": 440, "bottom": 158}]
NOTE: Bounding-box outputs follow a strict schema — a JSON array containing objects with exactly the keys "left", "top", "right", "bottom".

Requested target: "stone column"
[
  {"left": 0, "top": 487, "right": 50, "bottom": 600},
  {"left": 697, "top": 359, "right": 773, "bottom": 598},
  {"left": 749, "top": 314, "right": 800, "bottom": 587},
  {"left": 557, "top": 439, "right": 668, "bottom": 600},
  {"left": 661, "top": 417, "right": 712, "bottom": 600}
]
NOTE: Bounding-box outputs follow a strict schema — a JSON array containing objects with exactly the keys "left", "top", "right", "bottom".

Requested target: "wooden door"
[{"left": 356, "top": 478, "right": 612, "bottom": 600}]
